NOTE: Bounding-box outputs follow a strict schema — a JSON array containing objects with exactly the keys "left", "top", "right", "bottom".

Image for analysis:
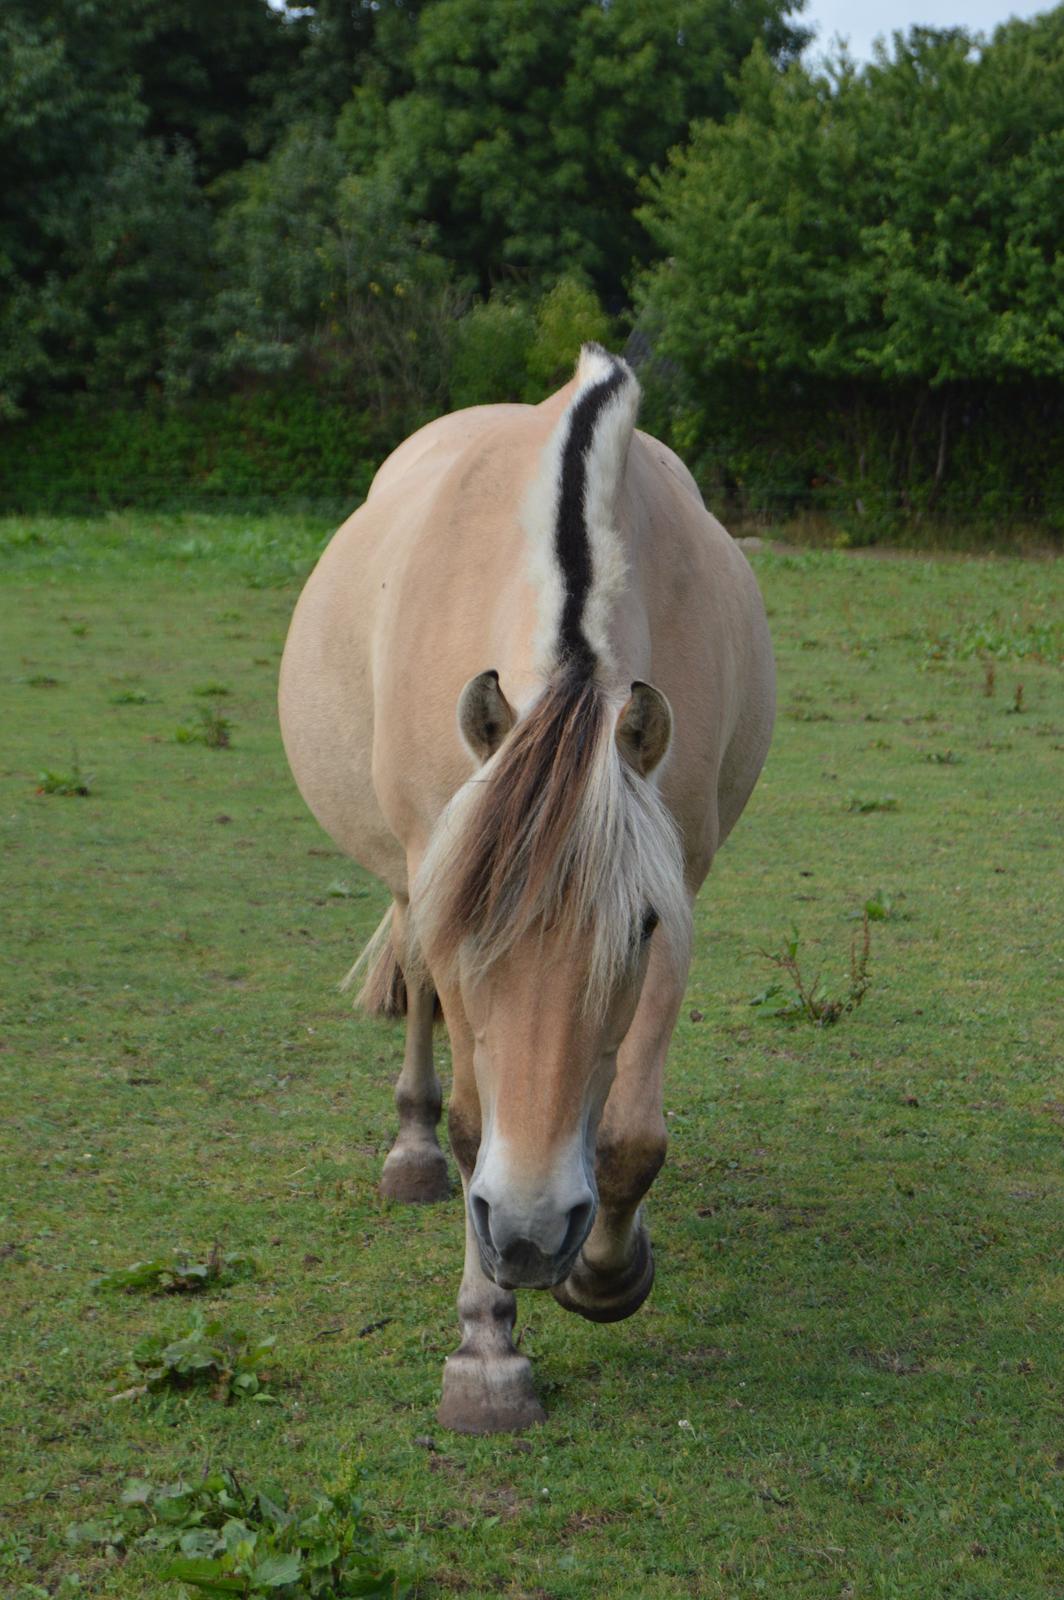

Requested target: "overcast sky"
[{"left": 798, "top": 0, "right": 1055, "bottom": 62}]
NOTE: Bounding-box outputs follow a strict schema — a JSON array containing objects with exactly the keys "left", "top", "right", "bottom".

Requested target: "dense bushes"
[
  {"left": 2, "top": 1, "right": 1062, "bottom": 537},
  {"left": 636, "top": 14, "right": 1064, "bottom": 535},
  {"left": 0, "top": 392, "right": 379, "bottom": 514}
]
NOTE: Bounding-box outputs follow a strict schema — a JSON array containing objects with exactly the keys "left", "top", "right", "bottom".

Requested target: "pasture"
[{"left": 1, "top": 513, "right": 1061, "bottom": 1599}]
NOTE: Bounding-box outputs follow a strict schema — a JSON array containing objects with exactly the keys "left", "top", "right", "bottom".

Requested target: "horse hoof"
[
  {"left": 379, "top": 1142, "right": 451, "bottom": 1204},
  {"left": 551, "top": 1226, "right": 655, "bottom": 1324},
  {"left": 437, "top": 1352, "right": 546, "bottom": 1435}
]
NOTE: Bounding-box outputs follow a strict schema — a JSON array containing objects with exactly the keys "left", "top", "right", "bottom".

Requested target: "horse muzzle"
[{"left": 469, "top": 1187, "right": 596, "bottom": 1290}]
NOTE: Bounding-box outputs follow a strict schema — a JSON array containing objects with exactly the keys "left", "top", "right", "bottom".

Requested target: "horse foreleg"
[
  {"left": 553, "top": 936, "right": 684, "bottom": 1323},
  {"left": 379, "top": 980, "right": 451, "bottom": 1203},
  {"left": 437, "top": 1179, "right": 546, "bottom": 1434}
]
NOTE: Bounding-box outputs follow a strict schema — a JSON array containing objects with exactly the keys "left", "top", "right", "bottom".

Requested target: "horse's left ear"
[
  {"left": 615, "top": 680, "right": 672, "bottom": 777},
  {"left": 457, "top": 669, "right": 516, "bottom": 763}
]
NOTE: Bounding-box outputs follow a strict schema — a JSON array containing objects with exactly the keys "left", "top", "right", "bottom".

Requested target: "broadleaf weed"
[{"left": 751, "top": 916, "right": 872, "bottom": 1027}]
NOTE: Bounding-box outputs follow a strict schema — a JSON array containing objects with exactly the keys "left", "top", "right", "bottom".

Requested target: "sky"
[{"left": 797, "top": 0, "right": 1054, "bottom": 61}]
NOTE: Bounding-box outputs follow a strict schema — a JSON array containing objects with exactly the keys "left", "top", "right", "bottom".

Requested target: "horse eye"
[{"left": 640, "top": 908, "right": 659, "bottom": 943}]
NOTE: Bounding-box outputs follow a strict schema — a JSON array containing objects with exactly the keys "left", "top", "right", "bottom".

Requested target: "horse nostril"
[
  {"left": 470, "top": 1193, "right": 493, "bottom": 1252},
  {"left": 561, "top": 1198, "right": 594, "bottom": 1259}
]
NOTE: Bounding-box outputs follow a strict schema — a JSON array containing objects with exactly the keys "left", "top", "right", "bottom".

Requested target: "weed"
[
  {"left": 36, "top": 752, "right": 91, "bottom": 796},
  {"left": 925, "top": 618, "right": 1060, "bottom": 664},
  {"left": 175, "top": 707, "right": 232, "bottom": 748},
  {"left": 787, "top": 705, "right": 833, "bottom": 722},
  {"left": 115, "top": 1312, "right": 279, "bottom": 1404},
  {"left": 924, "top": 749, "right": 962, "bottom": 764},
  {"left": 110, "top": 688, "right": 152, "bottom": 705},
  {"left": 94, "top": 1245, "right": 256, "bottom": 1295},
  {"left": 751, "top": 916, "right": 871, "bottom": 1027},
  {"left": 66, "top": 1464, "right": 410, "bottom": 1597},
  {"left": 193, "top": 681, "right": 231, "bottom": 698},
  {"left": 983, "top": 660, "right": 996, "bottom": 697},
  {"left": 25, "top": 673, "right": 60, "bottom": 688},
  {"left": 850, "top": 888, "right": 906, "bottom": 923},
  {"left": 1006, "top": 682, "right": 1025, "bottom": 715},
  {"left": 845, "top": 794, "right": 899, "bottom": 813}
]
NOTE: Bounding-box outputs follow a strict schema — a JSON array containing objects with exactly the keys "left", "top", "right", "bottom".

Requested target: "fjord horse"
[{"left": 279, "top": 346, "right": 774, "bottom": 1433}]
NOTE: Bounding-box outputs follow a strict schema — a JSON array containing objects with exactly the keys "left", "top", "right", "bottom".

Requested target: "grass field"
[{"left": 1, "top": 513, "right": 1061, "bottom": 1600}]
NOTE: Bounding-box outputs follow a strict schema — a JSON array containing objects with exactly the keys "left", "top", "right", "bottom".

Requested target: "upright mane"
[{"left": 411, "top": 346, "right": 690, "bottom": 1008}]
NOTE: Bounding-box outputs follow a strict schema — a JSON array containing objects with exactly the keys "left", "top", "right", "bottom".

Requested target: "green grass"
[{"left": 1, "top": 514, "right": 1062, "bottom": 1599}]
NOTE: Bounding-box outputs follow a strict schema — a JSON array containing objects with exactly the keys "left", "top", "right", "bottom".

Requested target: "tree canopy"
[
  {"left": 2, "top": 0, "right": 1063, "bottom": 533},
  {"left": 638, "top": 12, "right": 1064, "bottom": 387}
]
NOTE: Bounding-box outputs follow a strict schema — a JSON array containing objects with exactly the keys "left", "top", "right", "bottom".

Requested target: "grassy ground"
[{"left": 1, "top": 513, "right": 1061, "bottom": 1600}]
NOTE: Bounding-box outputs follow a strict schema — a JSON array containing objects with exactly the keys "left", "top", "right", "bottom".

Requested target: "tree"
[
  {"left": 126, "top": 0, "right": 304, "bottom": 179},
  {"left": 339, "top": 0, "right": 809, "bottom": 299},
  {"left": 638, "top": 15, "right": 1064, "bottom": 387},
  {"left": 0, "top": 2, "right": 144, "bottom": 414}
]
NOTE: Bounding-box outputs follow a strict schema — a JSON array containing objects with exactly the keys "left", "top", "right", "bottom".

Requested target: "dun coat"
[{"left": 279, "top": 346, "right": 775, "bottom": 1433}]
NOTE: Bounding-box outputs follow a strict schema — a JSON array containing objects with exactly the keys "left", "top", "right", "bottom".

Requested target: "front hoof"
[
  {"left": 380, "top": 1141, "right": 451, "bottom": 1204},
  {"left": 437, "top": 1353, "right": 546, "bottom": 1435},
  {"left": 552, "top": 1225, "right": 655, "bottom": 1324}
]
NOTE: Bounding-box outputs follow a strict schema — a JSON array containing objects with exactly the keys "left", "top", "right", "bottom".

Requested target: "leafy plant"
[
  {"left": 845, "top": 793, "right": 899, "bottom": 813},
  {"left": 66, "top": 1465, "right": 410, "bottom": 1597},
  {"left": 115, "top": 1313, "right": 279, "bottom": 1403},
  {"left": 849, "top": 889, "right": 906, "bottom": 923},
  {"left": 94, "top": 1245, "right": 255, "bottom": 1295},
  {"left": 176, "top": 707, "right": 232, "bottom": 748},
  {"left": 111, "top": 687, "right": 152, "bottom": 704},
  {"left": 751, "top": 917, "right": 872, "bottom": 1027},
  {"left": 36, "top": 752, "right": 91, "bottom": 795},
  {"left": 194, "top": 682, "right": 231, "bottom": 698}
]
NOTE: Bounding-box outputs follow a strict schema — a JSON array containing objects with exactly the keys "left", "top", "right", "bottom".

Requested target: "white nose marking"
[{"left": 469, "top": 1136, "right": 596, "bottom": 1263}]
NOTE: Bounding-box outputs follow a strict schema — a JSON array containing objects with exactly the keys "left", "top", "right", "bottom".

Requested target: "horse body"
[{"left": 279, "top": 347, "right": 774, "bottom": 1432}]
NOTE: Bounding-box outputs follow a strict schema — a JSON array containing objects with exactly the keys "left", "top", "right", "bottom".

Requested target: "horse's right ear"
[
  {"left": 615, "top": 680, "right": 672, "bottom": 776},
  {"left": 457, "top": 670, "right": 516, "bottom": 763}
]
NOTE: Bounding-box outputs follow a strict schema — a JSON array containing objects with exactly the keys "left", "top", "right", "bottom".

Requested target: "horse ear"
[
  {"left": 457, "top": 670, "right": 516, "bottom": 763},
  {"left": 615, "top": 680, "right": 672, "bottom": 777}
]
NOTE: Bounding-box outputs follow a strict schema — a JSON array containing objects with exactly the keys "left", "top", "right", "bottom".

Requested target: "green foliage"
[
  {"left": 176, "top": 707, "right": 233, "bottom": 749},
  {"left": 325, "top": 174, "right": 466, "bottom": 421},
  {"left": 636, "top": 15, "right": 1064, "bottom": 531},
  {"left": 0, "top": 390, "right": 379, "bottom": 515},
  {"left": 3, "top": 1, "right": 1062, "bottom": 541},
  {"left": 210, "top": 128, "right": 347, "bottom": 384},
  {"left": 66, "top": 1465, "right": 409, "bottom": 1597},
  {"left": 448, "top": 295, "right": 536, "bottom": 409},
  {"left": 62, "top": 140, "right": 215, "bottom": 402},
  {"left": 347, "top": 0, "right": 807, "bottom": 298},
  {"left": 751, "top": 916, "right": 872, "bottom": 1026},
  {"left": 94, "top": 1247, "right": 256, "bottom": 1295},
  {"left": 0, "top": 0, "right": 144, "bottom": 417},
  {"left": 36, "top": 753, "right": 91, "bottom": 796},
  {"left": 125, "top": 0, "right": 303, "bottom": 182},
  {"left": 523, "top": 277, "right": 613, "bottom": 398},
  {"left": 119, "top": 1313, "right": 279, "bottom": 1403},
  {"left": 0, "top": 0, "right": 300, "bottom": 416},
  {"left": 852, "top": 888, "right": 907, "bottom": 923},
  {"left": 845, "top": 793, "right": 900, "bottom": 813},
  {"left": 640, "top": 17, "right": 1064, "bottom": 386}
]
